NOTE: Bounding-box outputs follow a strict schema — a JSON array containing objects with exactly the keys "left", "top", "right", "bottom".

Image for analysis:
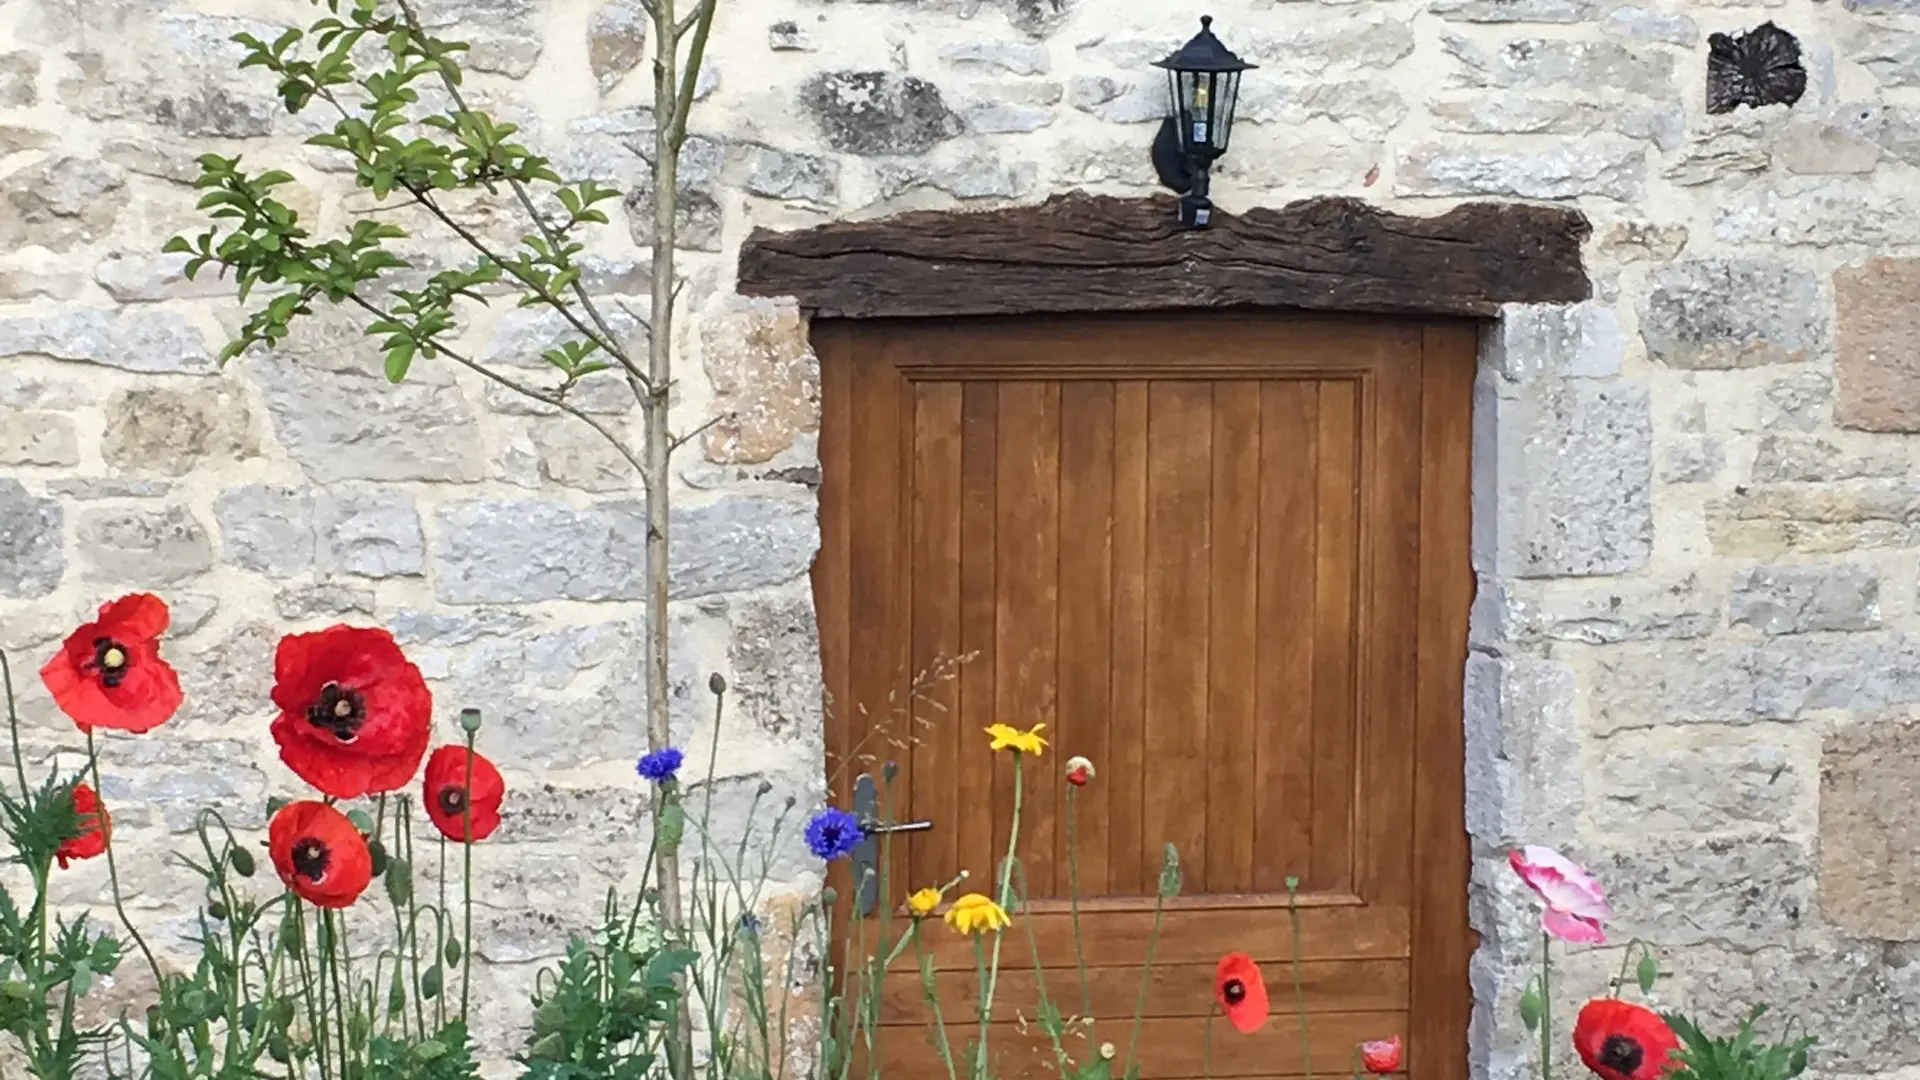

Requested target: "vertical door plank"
[
  {"left": 1410, "top": 321, "right": 1476, "bottom": 1080},
  {"left": 1361, "top": 331, "right": 1425, "bottom": 909},
  {"left": 958, "top": 383, "right": 1001, "bottom": 887},
  {"left": 1310, "top": 379, "right": 1359, "bottom": 893},
  {"left": 994, "top": 381, "right": 1062, "bottom": 898},
  {"left": 1143, "top": 381, "right": 1214, "bottom": 890},
  {"left": 911, "top": 380, "right": 965, "bottom": 891},
  {"left": 1254, "top": 380, "right": 1318, "bottom": 893},
  {"left": 1207, "top": 382, "right": 1261, "bottom": 894},
  {"left": 1108, "top": 382, "right": 1151, "bottom": 896},
  {"left": 1057, "top": 381, "right": 1117, "bottom": 896}
]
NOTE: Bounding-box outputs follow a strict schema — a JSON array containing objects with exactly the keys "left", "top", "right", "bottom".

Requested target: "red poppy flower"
[
  {"left": 56, "top": 783, "right": 111, "bottom": 869},
  {"left": 422, "top": 745, "right": 505, "bottom": 842},
  {"left": 1574, "top": 999, "right": 1680, "bottom": 1080},
  {"left": 1361, "top": 1036, "right": 1404, "bottom": 1075},
  {"left": 268, "top": 800, "right": 373, "bottom": 909},
  {"left": 1214, "top": 952, "right": 1269, "bottom": 1034},
  {"left": 39, "top": 593, "right": 183, "bottom": 735},
  {"left": 269, "top": 626, "right": 432, "bottom": 800}
]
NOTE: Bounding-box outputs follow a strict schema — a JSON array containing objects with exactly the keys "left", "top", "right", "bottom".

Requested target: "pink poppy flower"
[{"left": 1509, "top": 845, "right": 1613, "bottom": 944}]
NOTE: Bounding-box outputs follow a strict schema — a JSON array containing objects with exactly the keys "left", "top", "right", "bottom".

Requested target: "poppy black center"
[
  {"left": 291, "top": 837, "right": 330, "bottom": 882},
  {"left": 306, "top": 682, "right": 366, "bottom": 743},
  {"left": 1598, "top": 1035, "right": 1644, "bottom": 1075},
  {"left": 437, "top": 786, "right": 467, "bottom": 817},
  {"left": 1222, "top": 979, "right": 1246, "bottom": 1005},
  {"left": 90, "top": 637, "right": 130, "bottom": 689}
]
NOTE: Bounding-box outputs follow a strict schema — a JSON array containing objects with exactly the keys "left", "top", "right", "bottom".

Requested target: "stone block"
[
  {"left": 1588, "top": 641, "right": 1760, "bottom": 734},
  {"left": 1483, "top": 302, "right": 1624, "bottom": 380},
  {"left": 77, "top": 504, "right": 212, "bottom": 585},
  {"left": 1752, "top": 632, "right": 1920, "bottom": 719},
  {"left": 1396, "top": 139, "right": 1645, "bottom": 200},
  {"left": 256, "top": 366, "right": 484, "bottom": 483},
  {"left": 274, "top": 583, "right": 376, "bottom": 620},
  {"left": 1640, "top": 259, "right": 1830, "bottom": 369},
  {"left": 102, "top": 386, "right": 257, "bottom": 476},
  {"left": 1431, "top": 0, "right": 1596, "bottom": 20},
  {"left": 1463, "top": 653, "right": 1581, "bottom": 845},
  {"left": 1602, "top": 5, "right": 1698, "bottom": 45},
  {"left": 1774, "top": 106, "right": 1884, "bottom": 175},
  {"left": 1516, "top": 573, "right": 1719, "bottom": 644},
  {"left": 702, "top": 297, "right": 820, "bottom": 465},
  {"left": 727, "top": 592, "right": 825, "bottom": 740},
  {"left": 586, "top": 2, "right": 645, "bottom": 92},
  {"left": 1443, "top": 35, "right": 1674, "bottom": 94},
  {"left": 0, "top": 413, "right": 79, "bottom": 466},
  {"left": 1592, "top": 732, "right": 1800, "bottom": 838},
  {"left": 213, "top": 485, "right": 316, "bottom": 578},
  {"left": 1837, "top": 258, "right": 1920, "bottom": 432},
  {"left": 1716, "top": 178, "right": 1920, "bottom": 247},
  {"left": 800, "top": 71, "right": 962, "bottom": 156},
  {"left": 1594, "top": 221, "right": 1688, "bottom": 261},
  {"left": 875, "top": 155, "right": 1038, "bottom": 201},
  {"left": 1, "top": 156, "right": 123, "bottom": 252},
  {"left": 0, "top": 309, "right": 211, "bottom": 373},
  {"left": 479, "top": 304, "right": 648, "bottom": 373},
  {"left": 1730, "top": 564, "right": 1880, "bottom": 634},
  {"left": 741, "top": 145, "right": 837, "bottom": 205},
  {"left": 526, "top": 420, "right": 637, "bottom": 493},
  {"left": 1751, "top": 434, "right": 1908, "bottom": 482},
  {"left": 939, "top": 41, "right": 1050, "bottom": 75},
  {"left": 1820, "top": 720, "right": 1920, "bottom": 939},
  {"left": 1666, "top": 942, "right": 1920, "bottom": 1072},
  {"left": 1476, "top": 375, "right": 1653, "bottom": 578},
  {"left": 1660, "top": 437, "right": 1724, "bottom": 483},
  {"left": 1594, "top": 836, "right": 1813, "bottom": 947},
  {"left": 317, "top": 489, "right": 425, "bottom": 577},
  {"left": 0, "top": 480, "right": 63, "bottom": 599},
  {"left": 0, "top": 51, "right": 36, "bottom": 105},
  {"left": 1850, "top": 18, "right": 1920, "bottom": 88}
]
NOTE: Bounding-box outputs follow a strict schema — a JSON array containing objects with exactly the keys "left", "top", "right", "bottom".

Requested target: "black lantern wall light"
[{"left": 1152, "top": 15, "right": 1255, "bottom": 229}]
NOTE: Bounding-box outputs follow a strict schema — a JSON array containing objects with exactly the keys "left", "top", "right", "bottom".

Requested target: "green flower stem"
[
  {"left": 1065, "top": 785, "right": 1092, "bottom": 1026},
  {"left": 1286, "top": 885, "right": 1316, "bottom": 1080},
  {"left": 913, "top": 923, "right": 959, "bottom": 1080},
  {"left": 1540, "top": 931, "right": 1553, "bottom": 1080},
  {"left": 1202, "top": 1006, "right": 1218, "bottom": 1080},
  {"left": 2, "top": 651, "right": 28, "bottom": 797},
  {"left": 324, "top": 908, "right": 350, "bottom": 1075},
  {"left": 460, "top": 730, "right": 476, "bottom": 1021},
  {"left": 1013, "top": 865, "right": 1071, "bottom": 1075},
  {"left": 435, "top": 832, "right": 449, "bottom": 1031},
  {"left": 971, "top": 936, "right": 991, "bottom": 1080},
  {"left": 1121, "top": 890, "right": 1168, "bottom": 1080},
  {"left": 1609, "top": 937, "right": 1648, "bottom": 999},
  {"left": 84, "top": 731, "right": 164, "bottom": 990}
]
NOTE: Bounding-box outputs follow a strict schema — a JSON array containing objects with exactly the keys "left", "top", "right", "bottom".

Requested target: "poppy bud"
[
  {"left": 1065, "top": 756, "right": 1094, "bottom": 786},
  {"left": 267, "top": 1033, "right": 290, "bottom": 1064},
  {"left": 1635, "top": 953, "right": 1658, "bottom": 993},
  {"left": 388, "top": 970, "right": 406, "bottom": 1017},
  {"left": 459, "top": 707, "right": 483, "bottom": 733},
  {"left": 1157, "top": 843, "right": 1183, "bottom": 899},
  {"left": 1519, "top": 981, "right": 1544, "bottom": 1032},
  {"left": 241, "top": 1003, "right": 260, "bottom": 1032},
  {"left": 444, "top": 937, "right": 462, "bottom": 965},
  {"left": 757, "top": 779, "right": 774, "bottom": 796},
  {"left": 882, "top": 760, "right": 899, "bottom": 782},
  {"left": 385, "top": 856, "right": 413, "bottom": 906},
  {"left": 207, "top": 897, "right": 229, "bottom": 920},
  {"left": 229, "top": 846, "right": 256, "bottom": 878},
  {"left": 709, "top": 672, "right": 727, "bottom": 695},
  {"left": 421, "top": 964, "right": 443, "bottom": 1000},
  {"left": 368, "top": 838, "right": 389, "bottom": 877}
]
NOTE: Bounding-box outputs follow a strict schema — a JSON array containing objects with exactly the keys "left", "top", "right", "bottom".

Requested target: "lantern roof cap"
[{"left": 1153, "top": 16, "right": 1257, "bottom": 73}]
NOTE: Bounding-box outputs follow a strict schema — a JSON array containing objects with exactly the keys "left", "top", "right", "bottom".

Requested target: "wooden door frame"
[{"left": 737, "top": 190, "right": 1597, "bottom": 1080}]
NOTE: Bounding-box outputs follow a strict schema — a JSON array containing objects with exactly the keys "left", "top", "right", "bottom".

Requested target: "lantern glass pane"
[{"left": 1214, "top": 70, "right": 1241, "bottom": 153}]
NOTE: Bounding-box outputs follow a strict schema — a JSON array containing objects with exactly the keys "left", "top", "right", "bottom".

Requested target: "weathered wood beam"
[{"left": 737, "top": 191, "right": 1590, "bottom": 320}]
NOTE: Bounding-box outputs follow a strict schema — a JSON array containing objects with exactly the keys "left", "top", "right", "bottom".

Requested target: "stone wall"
[{"left": 4, "top": 0, "right": 1920, "bottom": 1069}]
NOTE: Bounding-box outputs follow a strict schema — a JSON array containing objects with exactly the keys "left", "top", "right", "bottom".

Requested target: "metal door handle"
[{"left": 850, "top": 773, "right": 934, "bottom": 916}]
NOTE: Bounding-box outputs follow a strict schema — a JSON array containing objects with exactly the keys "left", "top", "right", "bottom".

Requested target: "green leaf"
[{"left": 385, "top": 340, "right": 415, "bottom": 382}]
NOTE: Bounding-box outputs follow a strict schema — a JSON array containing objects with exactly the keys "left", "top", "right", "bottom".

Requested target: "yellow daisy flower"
[
  {"left": 944, "top": 892, "right": 1011, "bottom": 935},
  {"left": 985, "top": 722, "right": 1047, "bottom": 756},
  {"left": 907, "top": 887, "right": 943, "bottom": 917}
]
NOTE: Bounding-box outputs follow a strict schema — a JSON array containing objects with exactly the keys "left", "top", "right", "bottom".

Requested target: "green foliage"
[
  {"left": 516, "top": 908, "right": 696, "bottom": 1080},
  {"left": 1663, "top": 1006, "right": 1815, "bottom": 1080},
  {"left": 362, "top": 1021, "right": 482, "bottom": 1080}
]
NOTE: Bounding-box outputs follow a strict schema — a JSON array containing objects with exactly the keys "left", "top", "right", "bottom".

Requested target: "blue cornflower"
[
  {"left": 804, "top": 806, "right": 864, "bottom": 862},
  {"left": 636, "top": 747, "right": 685, "bottom": 784}
]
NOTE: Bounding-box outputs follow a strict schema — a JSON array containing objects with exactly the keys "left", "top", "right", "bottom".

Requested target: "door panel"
[{"left": 814, "top": 312, "right": 1473, "bottom": 1080}]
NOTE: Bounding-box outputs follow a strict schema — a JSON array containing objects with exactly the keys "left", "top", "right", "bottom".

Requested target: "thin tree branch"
[
  {"left": 391, "top": 0, "right": 636, "bottom": 372},
  {"left": 403, "top": 188, "right": 654, "bottom": 395},
  {"left": 341, "top": 292, "right": 649, "bottom": 488},
  {"left": 668, "top": 413, "right": 727, "bottom": 455},
  {"left": 669, "top": 0, "right": 718, "bottom": 147}
]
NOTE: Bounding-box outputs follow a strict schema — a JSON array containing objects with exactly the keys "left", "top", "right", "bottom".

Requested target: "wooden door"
[{"left": 813, "top": 312, "right": 1475, "bottom": 1080}]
